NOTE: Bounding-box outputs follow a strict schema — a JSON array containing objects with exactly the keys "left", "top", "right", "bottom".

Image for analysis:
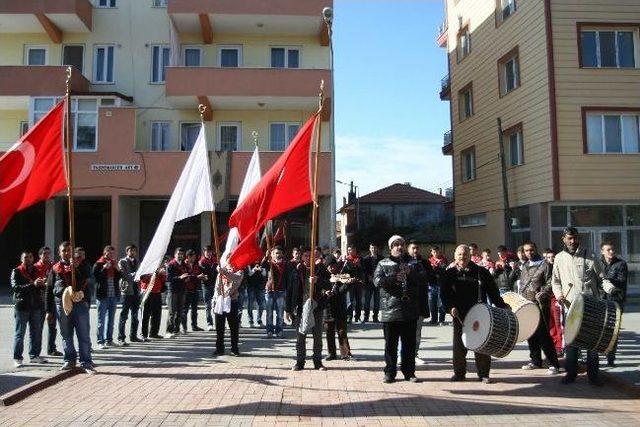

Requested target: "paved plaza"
[{"left": 0, "top": 295, "right": 639, "bottom": 426}]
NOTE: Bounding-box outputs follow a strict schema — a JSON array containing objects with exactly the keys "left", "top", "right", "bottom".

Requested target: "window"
[
  {"left": 580, "top": 28, "right": 637, "bottom": 68},
  {"left": 461, "top": 146, "right": 476, "bottom": 182},
  {"left": 32, "top": 97, "right": 98, "bottom": 151},
  {"left": 93, "top": 45, "right": 115, "bottom": 83},
  {"left": 63, "top": 45, "right": 84, "bottom": 74},
  {"left": 459, "top": 213, "right": 486, "bottom": 227},
  {"left": 151, "top": 122, "right": 171, "bottom": 151},
  {"left": 183, "top": 47, "right": 201, "bottom": 67},
  {"left": 499, "top": 48, "right": 520, "bottom": 95},
  {"left": 270, "top": 122, "right": 301, "bottom": 150},
  {"left": 97, "top": 0, "right": 116, "bottom": 7},
  {"left": 25, "top": 46, "right": 47, "bottom": 65},
  {"left": 218, "top": 122, "right": 241, "bottom": 151},
  {"left": 570, "top": 205, "right": 623, "bottom": 227},
  {"left": 505, "top": 124, "right": 524, "bottom": 166},
  {"left": 585, "top": 112, "right": 640, "bottom": 154},
  {"left": 271, "top": 47, "right": 300, "bottom": 68},
  {"left": 218, "top": 46, "right": 241, "bottom": 67},
  {"left": 152, "top": 0, "right": 167, "bottom": 6},
  {"left": 500, "top": 0, "right": 517, "bottom": 22},
  {"left": 458, "top": 83, "right": 473, "bottom": 121},
  {"left": 151, "top": 45, "right": 170, "bottom": 83},
  {"left": 457, "top": 26, "right": 471, "bottom": 61},
  {"left": 180, "top": 123, "right": 200, "bottom": 151},
  {"left": 20, "top": 121, "right": 29, "bottom": 136}
]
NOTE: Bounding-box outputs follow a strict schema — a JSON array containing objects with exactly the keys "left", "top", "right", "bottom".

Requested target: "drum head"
[
  {"left": 514, "top": 304, "right": 540, "bottom": 342},
  {"left": 564, "top": 294, "right": 584, "bottom": 346},
  {"left": 462, "top": 304, "right": 491, "bottom": 351}
]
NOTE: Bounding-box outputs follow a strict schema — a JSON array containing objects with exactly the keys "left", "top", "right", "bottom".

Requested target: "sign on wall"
[{"left": 90, "top": 164, "right": 141, "bottom": 171}]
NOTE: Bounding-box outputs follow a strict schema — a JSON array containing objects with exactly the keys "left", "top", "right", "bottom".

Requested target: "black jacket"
[
  {"left": 166, "top": 259, "right": 187, "bottom": 293},
  {"left": 409, "top": 255, "right": 434, "bottom": 318},
  {"left": 286, "top": 262, "right": 328, "bottom": 315},
  {"left": 373, "top": 254, "right": 430, "bottom": 322},
  {"left": 601, "top": 256, "right": 628, "bottom": 305},
  {"left": 324, "top": 279, "right": 349, "bottom": 321},
  {"left": 493, "top": 262, "right": 517, "bottom": 293},
  {"left": 92, "top": 259, "right": 121, "bottom": 300},
  {"left": 363, "top": 254, "right": 383, "bottom": 284},
  {"left": 10, "top": 265, "right": 43, "bottom": 311},
  {"left": 441, "top": 262, "right": 507, "bottom": 320},
  {"left": 47, "top": 260, "right": 90, "bottom": 312},
  {"left": 266, "top": 260, "right": 297, "bottom": 293}
]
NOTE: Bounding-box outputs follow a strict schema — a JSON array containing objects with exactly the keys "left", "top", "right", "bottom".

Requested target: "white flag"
[
  {"left": 136, "top": 125, "right": 213, "bottom": 280},
  {"left": 220, "top": 146, "right": 261, "bottom": 268}
]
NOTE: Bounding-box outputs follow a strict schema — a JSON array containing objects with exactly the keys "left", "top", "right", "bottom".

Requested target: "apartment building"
[
  {"left": 0, "top": 0, "right": 334, "bottom": 279},
  {"left": 438, "top": 0, "right": 640, "bottom": 294}
]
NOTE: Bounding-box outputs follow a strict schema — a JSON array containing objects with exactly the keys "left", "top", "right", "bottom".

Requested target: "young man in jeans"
[
  {"left": 199, "top": 246, "right": 218, "bottom": 331},
  {"left": 93, "top": 245, "right": 121, "bottom": 349},
  {"left": 117, "top": 245, "right": 141, "bottom": 345},
  {"left": 11, "top": 250, "right": 48, "bottom": 367},
  {"left": 34, "top": 246, "right": 62, "bottom": 357},
  {"left": 265, "top": 247, "right": 293, "bottom": 338}
]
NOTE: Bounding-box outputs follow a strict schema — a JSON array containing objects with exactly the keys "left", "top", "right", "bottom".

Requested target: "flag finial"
[
  {"left": 65, "top": 66, "right": 72, "bottom": 96},
  {"left": 198, "top": 104, "right": 207, "bottom": 123},
  {"left": 251, "top": 131, "right": 259, "bottom": 147}
]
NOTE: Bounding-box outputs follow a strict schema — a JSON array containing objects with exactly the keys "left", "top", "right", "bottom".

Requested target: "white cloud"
[{"left": 335, "top": 134, "right": 452, "bottom": 204}]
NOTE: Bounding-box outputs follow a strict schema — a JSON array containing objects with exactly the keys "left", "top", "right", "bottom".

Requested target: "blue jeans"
[
  {"left": 14, "top": 308, "right": 42, "bottom": 360},
  {"left": 247, "top": 285, "right": 265, "bottom": 324},
  {"left": 56, "top": 301, "right": 92, "bottom": 365},
  {"left": 265, "top": 290, "right": 285, "bottom": 334},
  {"left": 96, "top": 296, "right": 118, "bottom": 344},
  {"left": 428, "top": 285, "right": 446, "bottom": 323},
  {"left": 202, "top": 285, "right": 215, "bottom": 326}
]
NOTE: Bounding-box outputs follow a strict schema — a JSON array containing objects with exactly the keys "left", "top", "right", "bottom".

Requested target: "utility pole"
[{"left": 497, "top": 118, "right": 512, "bottom": 248}]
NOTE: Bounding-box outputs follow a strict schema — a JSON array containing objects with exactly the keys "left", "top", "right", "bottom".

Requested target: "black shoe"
[
  {"left": 192, "top": 326, "right": 204, "bottom": 332},
  {"left": 405, "top": 376, "right": 420, "bottom": 383},
  {"left": 479, "top": 377, "right": 495, "bottom": 384},
  {"left": 325, "top": 355, "right": 337, "bottom": 361},
  {"left": 383, "top": 376, "right": 395, "bottom": 384},
  {"left": 48, "top": 350, "right": 63, "bottom": 357},
  {"left": 354, "top": 317, "right": 361, "bottom": 323},
  {"left": 213, "top": 350, "right": 224, "bottom": 356},
  {"left": 361, "top": 317, "right": 367, "bottom": 324},
  {"left": 130, "top": 337, "right": 143, "bottom": 343},
  {"left": 60, "top": 361, "right": 76, "bottom": 371},
  {"left": 257, "top": 320, "right": 263, "bottom": 326},
  {"left": 561, "top": 375, "right": 576, "bottom": 384},
  {"left": 315, "top": 364, "right": 327, "bottom": 371},
  {"left": 291, "top": 365, "right": 303, "bottom": 371},
  {"left": 607, "top": 359, "right": 615, "bottom": 367},
  {"left": 140, "top": 337, "right": 148, "bottom": 342},
  {"left": 347, "top": 317, "right": 353, "bottom": 324},
  {"left": 450, "top": 375, "right": 465, "bottom": 382},
  {"left": 149, "top": 334, "right": 163, "bottom": 339},
  {"left": 372, "top": 315, "right": 379, "bottom": 323}
]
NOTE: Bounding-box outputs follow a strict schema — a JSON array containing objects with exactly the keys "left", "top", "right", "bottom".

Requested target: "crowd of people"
[{"left": 10, "top": 227, "right": 627, "bottom": 386}]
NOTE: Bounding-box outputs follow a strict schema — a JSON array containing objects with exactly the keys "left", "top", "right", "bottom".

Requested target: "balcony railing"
[
  {"left": 437, "top": 21, "right": 448, "bottom": 47},
  {"left": 439, "top": 74, "right": 450, "bottom": 100},
  {"left": 442, "top": 131, "right": 452, "bottom": 155},
  {"left": 443, "top": 131, "right": 451, "bottom": 147}
]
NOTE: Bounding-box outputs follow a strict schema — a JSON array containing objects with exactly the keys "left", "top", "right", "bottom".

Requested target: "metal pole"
[
  {"left": 309, "top": 81, "right": 325, "bottom": 297},
  {"left": 323, "top": 8, "right": 337, "bottom": 249},
  {"left": 64, "top": 66, "right": 78, "bottom": 291},
  {"left": 199, "top": 104, "right": 221, "bottom": 262},
  {"left": 497, "top": 118, "right": 512, "bottom": 247}
]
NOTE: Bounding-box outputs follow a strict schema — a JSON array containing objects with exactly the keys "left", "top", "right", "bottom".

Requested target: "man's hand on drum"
[
  {"left": 450, "top": 307, "right": 459, "bottom": 320},
  {"left": 557, "top": 295, "right": 566, "bottom": 306}
]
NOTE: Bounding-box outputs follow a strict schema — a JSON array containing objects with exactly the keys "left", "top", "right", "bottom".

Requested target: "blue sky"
[{"left": 333, "top": 0, "right": 452, "bottom": 204}]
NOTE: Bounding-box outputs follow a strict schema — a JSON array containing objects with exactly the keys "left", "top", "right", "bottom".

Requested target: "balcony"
[
  {"left": 168, "top": 0, "right": 331, "bottom": 45},
  {"left": 0, "top": 0, "right": 92, "bottom": 42},
  {"left": 439, "top": 74, "right": 450, "bottom": 101},
  {"left": 442, "top": 131, "right": 452, "bottom": 155},
  {"left": 0, "top": 66, "right": 89, "bottom": 110},
  {"left": 165, "top": 67, "right": 332, "bottom": 120},
  {"left": 437, "top": 21, "right": 448, "bottom": 48}
]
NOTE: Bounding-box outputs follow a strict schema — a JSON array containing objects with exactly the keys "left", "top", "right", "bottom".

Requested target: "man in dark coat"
[
  {"left": 363, "top": 243, "right": 383, "bottom": 323},
  {"left": 324, "top": 259, "right": 352, "bottom": 360},
  {"left": 600, "top": 240, "right": 627, "bottom": 367}
]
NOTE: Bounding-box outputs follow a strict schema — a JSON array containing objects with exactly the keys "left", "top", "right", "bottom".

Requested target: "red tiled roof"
[{"left": 358, "top": 183, "right": 448, "bottom": 204}]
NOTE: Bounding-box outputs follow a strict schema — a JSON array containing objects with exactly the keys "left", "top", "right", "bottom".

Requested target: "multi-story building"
[
  {"left": 0, "top": 0, "right": 334, "bottom": 279},
  {"left": 439, "top": 0, "right": 640, "bottom": 294}
]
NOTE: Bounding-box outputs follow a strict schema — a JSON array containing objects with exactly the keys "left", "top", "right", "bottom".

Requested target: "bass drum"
[
  {"left": 462, "top": 303, "right": 519, "bottom": 358},
  {"left": 564, "top": 293, "right": 622, "bottom": 354},
  {"left": 501, "top": 291, "right": 541, "bottom": 342}
]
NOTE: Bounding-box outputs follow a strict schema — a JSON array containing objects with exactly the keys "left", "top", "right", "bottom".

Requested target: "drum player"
[
  {"left": 551, "top": 227, "right": 623, "bottom": 386},
  {"left": 441, "top": 244, "right": 509, "bottom": 384}
]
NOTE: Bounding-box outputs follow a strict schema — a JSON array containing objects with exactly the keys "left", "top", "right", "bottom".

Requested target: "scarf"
[
  {"left": 346, "top": 254, "right": 361, "bottom": 266},
  {"left": 17, "top": 264, "right": 37, "bottom": 283},
  {"left": 267, "top": 260, "right": 286, "bottom": 292},
  {"left": 429, "top": 255, "right": 447, "bottom": 268},
  {"left": 97, "top": 256, "right": 117, "bottom": 278}
]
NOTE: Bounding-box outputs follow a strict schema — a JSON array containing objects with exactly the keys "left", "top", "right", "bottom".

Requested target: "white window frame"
[
  {"left": 500, "top": 0, "right": 517, "bottom": 21},
  {"left": 269, "top": 122, "right": 302, "bottom": 151},
  {"left": 459, "top": 213, "right": 487, "bottom": 228},
  {"left": 507, "top": 128, "right": 524, "bottom": 166},
  {"left": 62, "top": 44, "right": 85, "bottom": 74},
  {"left": 457, "top": 28, "right": 471, "bottom": 61},
  {"left": 581, "top": 29, "right": 639, "bottom": 69},
  {"left": 150, "top": 44, "right": 170, "bottom": 83},
  {"left": 217, "top": 122, "right": 241, "bottom": 151},
  {"left": 151, "top": 0, "right": 167, "bottom": 7},
  {"left": 25, "top": 45, "right": 48, "bottom": 66},
  {"left": 97, "top": 0, "right": 116, "bottom": 8},
  {"left": 93, "top": 44, "right": 115, "bottom": 84},
  {"left": 218, "top": 45, "right": 242, "bottom": 67},
  {"left": 459, "top": 86, "right": 473, "bottom": 121},
  {"left": 461, "top": 148, "right": 476, "bottom": 182},
  {"left": 182, "top": 45, "right": 202, "bottom": 67},
  {"left": 586, "top": 112, "right": 640, "bottom": 154},
  {"left": 270, "top": 46, "right": 301, "bottom": 68},
  {"left": 179, "top": 122, "right": 201, "bottom": 152},
  {"left": 150, "top": 121, "right": 171, "bottom": 151},
  {"left": 502, "top": 55, "right": 520, "bottom": 94}
]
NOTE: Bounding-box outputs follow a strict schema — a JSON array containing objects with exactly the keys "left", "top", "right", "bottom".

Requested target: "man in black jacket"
[
  {"left": 11, "top": 250, "right": 47, "bottom": 367},
  {"left": 324, "top": 259, "right": 352, "bottom": 360},
  {"left": 343, "top": 246, "right": 365, "bottom": 323},
  {"left": 92, "top": 245, "right": 121, "bottom": 349},
  {"left": 441, "top": 244, "right": 508, "bottom": 384},
  {"left": 600, "top": 241, "right": 627, "bottom": 367},
  {"left": 118, "top": 245, "right": 141, "bottom": 344},
  {"left": 406, "top": 241, "right": 433, "bottom": 365},
  {"left": 363, "top": 243, "right": 383, "bottom": 323},
  {"left": 374, "top": 235, "right": 429, "bottom": 383},
  {"left": 165, "top": 247, "right": 188, "bottom": 338}
]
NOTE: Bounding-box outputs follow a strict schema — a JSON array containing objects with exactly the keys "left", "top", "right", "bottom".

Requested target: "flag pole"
[
  {"left": 309, "top": 80, "right": 325, "bottom": 297},
  {"left": 199, "top": 104, "right": 221, "bottom": 263},
  {"left": 64, "top": 66, "right": 78, "bottom": 292}
]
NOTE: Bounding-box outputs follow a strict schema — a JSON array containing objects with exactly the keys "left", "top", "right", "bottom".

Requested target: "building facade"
[
  {"left": 0, "top": 0, "right": 334, "bottom": 279},
  {"left": 439, "top": 0, "right": 640, "bottom": 294}
]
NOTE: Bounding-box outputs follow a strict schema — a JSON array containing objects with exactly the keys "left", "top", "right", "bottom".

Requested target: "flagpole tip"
[
  {"left": 251, "top": 131, "right": 259, "bottom": 147},
  {"left": 65, "top": 66, "right": 72, "bottom": 95}
]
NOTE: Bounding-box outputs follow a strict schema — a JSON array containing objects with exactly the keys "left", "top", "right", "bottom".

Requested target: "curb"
[{"left": 0, "top": 368, "right": 82, "bottom": 406}]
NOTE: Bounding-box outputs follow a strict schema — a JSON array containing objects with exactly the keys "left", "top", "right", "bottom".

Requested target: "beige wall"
[
  {"left": 551, "top": 0, "right": 640, "bottom": 201},
  {"left": 456, "top": 209, "right": 506, "bottom": 251}
]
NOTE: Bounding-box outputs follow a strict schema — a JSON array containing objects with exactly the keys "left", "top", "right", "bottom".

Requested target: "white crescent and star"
[{"left": 0, "top": 141, "right": 36, "bottom": 194}]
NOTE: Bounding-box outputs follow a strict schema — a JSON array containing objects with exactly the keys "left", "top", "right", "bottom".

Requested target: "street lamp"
[{"left": 323, "top": 6, "right": 337, "bottom": 248}]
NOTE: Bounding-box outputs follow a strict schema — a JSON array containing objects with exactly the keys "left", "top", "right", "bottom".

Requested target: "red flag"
[
  {"left": 0, "top": 101, "right": 66, "bottom": 231},
  {"left": 228, "top": 113, "right": 319, "bottom": 269}
]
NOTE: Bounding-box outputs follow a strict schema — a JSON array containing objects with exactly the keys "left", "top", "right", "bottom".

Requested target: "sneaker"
[
  {"left": 341, "top": 355, "right": 352, "bottom": 361},
  {"left": 479, "top": 377, "right": 495, "bottom": 384},
  {"left": 361, "top": 317, "right": 368, "bottom": 324},
  {"left": 405, "top": 376, "right": 420, "bottom": 383},
  {"left": 207, "top": 325, "right": 214, "bottom": 331},
  {"left": 193, "top": 326, "right": 204, "bottom": 332},
  {"left": 165, "top": 333, "right": 174, "bottom": 339},
  {"left": 315, "top": 365, "right": 327, "bottom": 371},
  {"left": 415, "top": 357, "right": 426, "bottom": 365},
  {"left": 354, "top": 317, "right": 361, "bottom": 323},
  {"left": 130, "top": 336, "right": 143, "bottom": 343},
  {"left": 325, "top": 355, "right": 337, "bottom": 361},
  {"left": 140, "top": 337, "right": 148, "bottom": 342},
  {"left": 548, "top": 366, "right": 560, "bottom": 375},
  {"left": 13, "top": 359, "right": 23, "bottom": 368},
  {"left": 231, "top": 350, "right": 240, "bottom": 357},
  {"left": 257, "top": 320, "right": 264, "bottom": 326},
  {"left": 117, "top": 340, "right": 129, "bottom": 346},
  {"left": 347, "top": 317, "right": 353, "bottom": 324},
  {"left": 150, "top": 334, "right": 164, "bottom": 339},
  {"left": 30, "top": 356, "right": 48, "bottom": 364},
  {"left": 383, "top": 376, "right": 395, "bottom": 384},
  {"left": 81, "top": 364, "right": 96, "bottom": 375},
  {"left": 291, "top": 365, "right": 303, "bottom": 371},
  {"left": 521, "top": 362, "right": 539, "bottom": 370},
  {"left": 105, "top": 341, "right": 114, "bottom": 347},
  {"left": 60, "top": 361, "right": 75, "bottom": 371},
  {"left": 450, "top": 375, "right": 465, "bottom": 382},
  {"left": 47, "top": 350, "right": 63, "bottom": 357},
  {"left": 98, "top": 343, "right": 107, "bottom": 350}
]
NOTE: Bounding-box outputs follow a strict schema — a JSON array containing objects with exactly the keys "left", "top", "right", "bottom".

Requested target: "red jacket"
[
  {"left": 140, "top": 271, "right": 166, "bottom": 294},
  {"left": 34, "top": 260, "right": 52, "bottom": 280},
  {"left": 184, "top": 261, "right": 202, "bottom": 292}
]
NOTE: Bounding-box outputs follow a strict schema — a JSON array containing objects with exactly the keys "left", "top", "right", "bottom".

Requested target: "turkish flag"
[
  {"left": 228, "top": 113, "right": 319, "bottom": 269},
  {"left": 0, "top": 100, "right": 66, "bottom": 232}
]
